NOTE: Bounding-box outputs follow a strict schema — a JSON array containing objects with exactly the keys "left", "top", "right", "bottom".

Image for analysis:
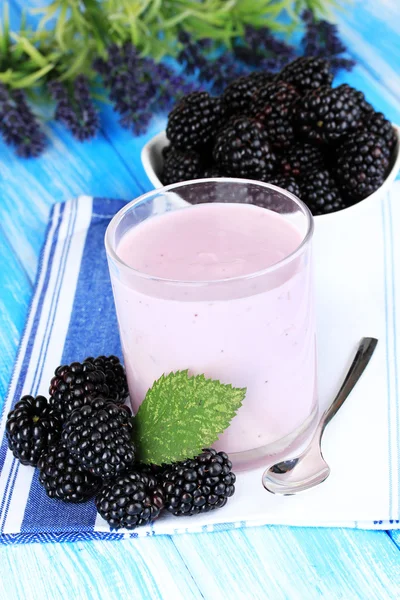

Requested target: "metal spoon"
[{"left": 262, "top": 337, "right": 378, "bottom": 495}]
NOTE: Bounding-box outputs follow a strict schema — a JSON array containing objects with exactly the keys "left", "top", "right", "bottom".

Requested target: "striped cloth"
[{"left": 0, "top": 190, "right": 399, "bottom": 545}]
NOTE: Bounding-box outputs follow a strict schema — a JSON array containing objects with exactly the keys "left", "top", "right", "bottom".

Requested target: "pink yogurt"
[{"left": 111, "top": 202, "right": 317, "bottom": 467}]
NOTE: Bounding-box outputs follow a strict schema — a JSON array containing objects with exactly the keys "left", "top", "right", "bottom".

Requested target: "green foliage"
[
  {"left": 134, "top": 371, "right": 246, "bottom": 465},
  {"left": 0, "top": 0, "right": 347, "bottom": 90}
]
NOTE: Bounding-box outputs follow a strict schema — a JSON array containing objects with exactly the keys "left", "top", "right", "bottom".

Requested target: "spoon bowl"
[
  {"left": 262, "top": 337, "right": 378, "bottom": 495},
  {"left": 263, "top": 424, "right": 330, "bottom": 494}
]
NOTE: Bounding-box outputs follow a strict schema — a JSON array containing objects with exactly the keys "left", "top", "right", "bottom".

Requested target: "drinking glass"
[{"left": 105, "top": 179, "right": 317, "bottom": 470}]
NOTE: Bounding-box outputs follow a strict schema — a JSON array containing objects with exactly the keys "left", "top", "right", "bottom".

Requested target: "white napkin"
[{"left": 0, "top": 186, "right": 399, "bottom": 544}]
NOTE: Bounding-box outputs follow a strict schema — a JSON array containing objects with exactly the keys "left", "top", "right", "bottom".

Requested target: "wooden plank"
[
  {"left": 0, "top": 536, "right": 204, "bottom": 600},
  {"left": 390, "top": 531, "right": 400, "bottom": 548},
  {"left": 2, "top": 5, "right": 400, "bottom": 600},
  {"left": 0, "top": 231, "right": 31, "bottom": 400},
  {"left": 1, "top": 3, "right": 144, "bottom": 282},
  {"left": 336, "top": 0, "right": 400, "bottom": 102},
  {"left": 173, "top": 527, "right": 400, "bottom": 600},
  {"left": 0, "top": 8, "right": 210, "bottom": 599},
  {"left": 0, "top": 121, "right": 144, "bottom": 283}
]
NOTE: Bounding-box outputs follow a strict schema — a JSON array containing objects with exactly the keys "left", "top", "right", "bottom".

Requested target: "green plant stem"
[{"left": 0, "top": 0, "right": 348, "bottom": 92}]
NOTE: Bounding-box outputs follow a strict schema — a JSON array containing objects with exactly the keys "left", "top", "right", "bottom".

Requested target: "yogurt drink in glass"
[{"left": 105, "top": 179, "right": 317, "bottom": 469}]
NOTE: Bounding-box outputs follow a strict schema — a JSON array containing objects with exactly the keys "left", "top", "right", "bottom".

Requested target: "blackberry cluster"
[
  {"left": 300, "top": 170, "right": 347, "bottom": 215},
  {"left": 362, "top": 112, "right": 397, "bottom": 150},
  {"left": 49, "top": 356, "right": 128, "bottom": 422},
  {"left": 62, "top": 397, "right": 135, "bottom": 479},
  {"left": 334, "top": 132, "right": 391, "bottom": 200},
  {"left": 84, "top": 355, "right": 129, "bottom": 401},
  {"left": 222, "top": 72, "right": 274, "bottom": 117},
  {"left": 213, "top": 117, "right": 276, "bottom": 179},
  {"left": 6, "top": 359, "right": 236, "bottom": 530},
  {"left": 250, "top": 81, "right": 299, "bottom": 148},
  {"left": 166, "top": 91, "right": 222, "bottom": 151},
  {"left": 6, "top": 395, "right": 61, "bottom": 466},
  {"left": 267, "top": 175, "right": 301, "bottom": 199},
  {"left": 6, "top": 356, "right": 136, "bottom": 506},
  {"left": 163, "top": 57, "right": 396, "bottom": 215},
  {"left": 38, "top": 443, "right": 101, "bottom": 502},
  {"left": 161, "top": 449, "right": 236, "bottom": 516},
  {"left": 95, "top": 470, "right": 164, "bottom": 530},
  {"left": 295, "top": 84, "right": 362, "bottom": 145},
  {"left": 162, "top": 147, "right": 205, "bottom": 186},
  {"left": 278, "top": 57, "right": 333, "bottom": 93},
  {"left": 278, "top": 143, "right": 325, "bottom": 179}
]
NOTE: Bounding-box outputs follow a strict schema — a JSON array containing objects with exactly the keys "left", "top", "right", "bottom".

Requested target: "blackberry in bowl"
[
  {"left": 212, "top": 117, "right": 277, "bottom": 179},
  {"left": 141, "top": 58, "right": 400, "bottom": 217}
]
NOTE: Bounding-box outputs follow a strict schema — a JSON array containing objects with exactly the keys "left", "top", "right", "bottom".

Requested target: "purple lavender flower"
[
  {"left": 177, "top": 33, "right": 208, "bottom": 75},
  {"left": 73, "top": 75, "right": 100, "bottom": 139},
  {"left": 177, "top": 33, "right": 248, "bottom": 94},
  {"left": 49, "top": 75, "right": 99, "bottom": 141},
  {"left": 94, "top": 42, "right": 197, "bottom": 135},
  {"left": 235, "top": 26, "right": 296, "bottom": 72},
  {"left": 0, "top": 85, "right": 46, "bottom": 157},
  {"left": 301, "top": 11, "right": 355, "bottom": 73},
  {"left": 200, "top": 54, "right": 247, "bottom": 94}
]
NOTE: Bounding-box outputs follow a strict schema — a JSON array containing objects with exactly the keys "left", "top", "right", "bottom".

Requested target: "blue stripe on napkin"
[
  {"left": 0, "top": 205, "right": 65, "bottom": 479},
  {"left": 381, "top": 194, "right": 400, "bottom": 520},
  {"left": 21, "top": 199, "right": 126, "bottom": 537},
  {"left": 62, "top": 198, "right": 126, "bottom": 362}
]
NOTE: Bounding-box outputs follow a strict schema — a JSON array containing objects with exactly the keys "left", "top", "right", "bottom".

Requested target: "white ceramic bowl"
[{"left": 141, "top": 126, "right": 400, "bottom": 218}]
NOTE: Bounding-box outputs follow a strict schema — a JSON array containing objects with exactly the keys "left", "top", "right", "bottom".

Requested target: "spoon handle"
[{"left": 321, "top": 337, "right": 378, "bottom": 433}]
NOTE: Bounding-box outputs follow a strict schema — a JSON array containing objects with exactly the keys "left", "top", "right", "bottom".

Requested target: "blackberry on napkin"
[
  {"left": 49, "top": 356, "right": 128, "bottom": 422},
  {"left": 6, "top": 395, "right": 62, "bottom": 466},
  {"left": 62, "top": 397, "right": 135, "bottom": 479}
]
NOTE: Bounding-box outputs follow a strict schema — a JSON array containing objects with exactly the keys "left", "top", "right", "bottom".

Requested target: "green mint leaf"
[{"left": 133, "top": 371, "right": 246, "bottom": 465}]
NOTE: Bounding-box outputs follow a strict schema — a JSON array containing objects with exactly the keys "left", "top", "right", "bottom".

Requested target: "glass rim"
[{"left": 104, "top": 177, "right": 314, "bottom": 285}]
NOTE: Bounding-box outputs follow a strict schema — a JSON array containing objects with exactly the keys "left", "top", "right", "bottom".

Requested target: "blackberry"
[
  {"left": 161, "top": 448, "right": 235, "bottom": 516},
  {"left": 162, "top": 144, "right": 171, "bottom": 160},
  {"left": 250, "top": 72, "right": 278, "bottom": 87},
  {"left": 161, "top": 147, "right": 204, "bottom": 185},
  {"left": 278, "top": 57, "right": 333, "bottom": 94},
  {"left": 62, "top": 397, "right": 135, "bottom": 479},
  {"left": 137, "top": 463, "right": 165, "bottom": 478},
  {"left": 213, "top": 117, "right": 276, "bottom": 179},
  {"left": 362, "top": 112, "right": 397, "bottom": 150},
  {"left": 247, "top": 179, "right": 299, "bottom": 213},
  {"left": 278, "top": 143, "right": 326, "bottom": 179},
  {"left": 178, "top": 179, "right": 254, "bottom": 206},
  {"left": 38, "top": 443, "right": 101, "bottom": 503},
  {"left": 95, "top": 470, "right": 164, "bottom": 530},
  {"left": 296, "top": 84, "right": 362, "bottom": 145},
  {"left": 84, "top": 355, "right": 128, "bottom": 402},
  {"left": 166, "top": 91, "right": 222, "bottom": 151},
  {"left": 334, "top": 132, "right": 391, "bottom": 200},
  {"left": 222, "top": 71, "right": 274, "bottom": 117},
  {"left": 202, "top": 165, "right": 224, "bottom": 178},
  {"left": 251, "top": 81, "right": 299, "bottom": 122},
  {"left": 49, "top": 360, "right": 111, "bottom": 422},
  {"left": 250, "top": 81, "right": 299, "bottom": 149},
  {"left": 300, "top": 170, "right": 347, "bottom": 215},
  {"left": 264, "top": 175, "right": 301, "bottom": 198},
  {"left": 6, "top": 395, "right": 61, "bottom": 466},
  {"left": 353, "top": 89, "right": 374, "bottom": 116}
]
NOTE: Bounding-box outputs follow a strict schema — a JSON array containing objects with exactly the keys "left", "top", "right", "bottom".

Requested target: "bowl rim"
[{"left": 141, "top": 124, "right": 400, "bottom": 219}]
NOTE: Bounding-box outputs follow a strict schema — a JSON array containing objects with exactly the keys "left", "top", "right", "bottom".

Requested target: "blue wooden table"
[{"left": 1, "top": 1, "right": 400, "bottom": 598}]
